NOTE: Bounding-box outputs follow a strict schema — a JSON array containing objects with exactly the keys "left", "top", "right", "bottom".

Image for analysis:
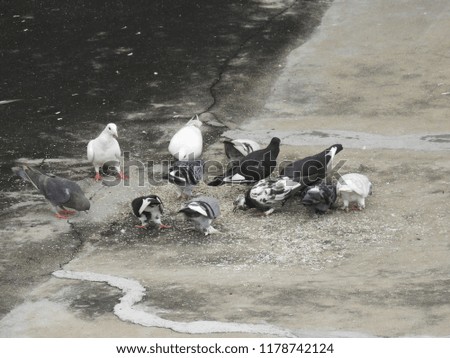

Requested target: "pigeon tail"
[{"left": 12, "top": 165, "right": 42, "bottom": 190}]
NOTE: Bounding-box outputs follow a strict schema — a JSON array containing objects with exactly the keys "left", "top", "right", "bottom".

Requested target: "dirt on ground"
[{"left": 1, "top": 0, "right": 450, "bottom": 338}]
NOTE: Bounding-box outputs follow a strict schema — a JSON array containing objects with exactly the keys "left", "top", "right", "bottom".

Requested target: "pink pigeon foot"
[
  {"left": 59, "top": 209, "right": 76, "bottom": 215},
  {"left": 94, "top": 173, "right": 102, "bottom": 181}
]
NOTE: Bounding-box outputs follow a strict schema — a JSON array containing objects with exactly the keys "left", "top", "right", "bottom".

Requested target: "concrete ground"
[{"left": 1, "top": 0, "right": 450, "bottom": 337}]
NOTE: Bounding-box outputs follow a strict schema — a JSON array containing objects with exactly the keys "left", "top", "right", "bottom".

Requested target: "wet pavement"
[
  {"left": 0, "top": 0, "right": 331, "bottom": 324},
  {"left": 1, "top": 0, "right": 450, "bottom": 338},
  {"left": 0, "top": 0, "right": 328, "bottom": 195}
]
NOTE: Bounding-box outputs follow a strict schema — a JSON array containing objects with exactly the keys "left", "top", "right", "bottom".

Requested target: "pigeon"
[
  {"left": 301, "top": 181, "right": 337, "bottom": 214},
  {"left": 233, "top": 176, "right": 302, "bottom": 216},
  {"left": 131, "top": 195, "right": 170, "bottom": 229},
  {"left": 168, "top": 115, "right": 203, "bottom": 160},
  {"left": 12, "top": 165, "right": 90, "bottom": 219},
  {"left": 223, "top": 138, "right": 261, "bottom": 162},
  {"left": 280, "top": 144, "right": 343, "bottom": 186},
  {"left": 208, "top": 137, "right": 281, "bottom": 186},
  {"left": 87, "top": 123, "right": 125, "bottom": 181},
  {"left": 178, "top": 196, "right": 221, "bottom": 235},
  {"left": 165, "top": 160, "right": 204, "bottom": 199},
  {"left": 336, "top": 173, "right": 373, "bottom": 211}
]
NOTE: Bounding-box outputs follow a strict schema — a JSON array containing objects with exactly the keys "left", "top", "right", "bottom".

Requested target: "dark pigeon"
[
  {"left": 223, "top": 138, "right": 261, "bottom": 163},
  {"left": 165, "top": 160, "right": 203, "bottom": 199},
  {"left": 301, "top": 181, "right": 337, "bottom": 214},
  {"left": 131, "top": 194, "right": 170, "bottom": 229},
  {"left": 178, "top": 196, "right": 221, "bottom": 235},
  {"left": 280, "top": 144, "right": 343, "bottom": 186},
  {"left": 12, "top": 165, "right": 90, "bottom": 219},
  {"left": 233, "top": 176, "right": 302, "bottom": 216},
  {"left": 208, "top": 137, "right": 281, "bottom": 186}
]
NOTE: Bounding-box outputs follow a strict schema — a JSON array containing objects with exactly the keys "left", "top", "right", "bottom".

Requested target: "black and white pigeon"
[
  {"left": 336, "top": 173, "right": 373, "bottom": 211},
  {"left": 301, "top": 181, "right": 337, "bottom": 214},
  {"left": 178, "top": 196, "right": 221, "bottom": 235},
  {"left": 223, "top": 138, "right": 261, "bottom": 162},
  {"left": 131, "top": 195, "right": 170, "bottom": 229},
  {"left": 87, "top": 123, "right": 125, "bottom": 181},
  {"left": 208, "top": 137, "right": 281, "bottom": 186},
  {"left": 165, "top": 160, "right": 204, "bottom": 199},
  {"left": 280, "top": 144, "right": 343, "bottom": 186},
  {"left": 233, "top": 176, "right": 302, "bottom": 216},
  {"left": 12, "top": 165, "right": 90, "bottom": 219}
]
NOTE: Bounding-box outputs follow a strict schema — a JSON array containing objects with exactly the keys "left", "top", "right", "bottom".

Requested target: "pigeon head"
[
  {"left": 327, "top": 144, "right": 343, "bottom": 155},
  {"left": 105, "top": 123, "right": 118, "bottom": 139},
  {"left": 270, "top": 137, "right": 281, "bottom": 147}
]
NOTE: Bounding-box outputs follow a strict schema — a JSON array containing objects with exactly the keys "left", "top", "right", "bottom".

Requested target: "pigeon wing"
[
  {"left": 41, "top": 177, "right": 72, "bottom": 206},
  {"left": 87, "top": 140, "right": 95, "bottom": 163}
]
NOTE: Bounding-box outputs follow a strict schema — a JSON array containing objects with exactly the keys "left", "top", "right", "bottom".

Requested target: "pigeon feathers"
[
  {"left": 234, "top": 176, "right": 302, "bottom": 216},
  {"left": 166, "top": 160, "right": 204, "bottom": 199},
  {"left": 131, "top": 195, "right": 170, "bottom": 229},
  {"left": 12, "top": 165, "right": 90, "bottom": 219},
  {"left": 208, "top": 137, "right": 281, "bottom": 186},
  {"left": 336, "top": 173, "right": 373, "bottom": 211},
  {"left": 301, "top": 181, "right": 337, "bottom": 214},
  {"left": 223, "top": 138, "right": 261, "bottom": 162},
  {"left": 178, "top": 196, "right": 221, "bottom": 235},
  {"left": 281, "top": 144, "right": 343, "bottom": 185},
  {"left": 168, "top": 115, "right": 203, "bottom": 160},
  {"left": 87, "top": 123, "right": 125, "bottom": 181}
]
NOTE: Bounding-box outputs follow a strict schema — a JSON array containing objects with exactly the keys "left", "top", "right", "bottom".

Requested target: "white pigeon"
[
  {"left": 178, "top": 196, "right": 220, "bottom": 235},
  {"left": 336, "top": 173, "right": 373, "bottom": 211},
  {"left": 87, "top": 123, "right": 124, "bottom": 181},
  {"left": 168, "top": 115, "right": 203, "bottom": 160},
  {"left": 223, "top": 138, "right": 261, "bottom": 162}
]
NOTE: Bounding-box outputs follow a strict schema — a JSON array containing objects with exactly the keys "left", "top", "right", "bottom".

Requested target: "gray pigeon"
[
  {"left": 233, "top": 176, "right": 302, "bottom": 216},
  {"left": 178, "top": 196, "right": 220, "bottom": 235},
  {"left": 301, "top": 181, "right": 337, "bottom": 214},
  {"left": 166, "top": 160, "right": 203, "bottom": 199},
  {"left": 12, "top": 165, "right": 90, "bottom": 219},
  {"left": 336, "top": 173, "right": 373, "bottom": 211}
]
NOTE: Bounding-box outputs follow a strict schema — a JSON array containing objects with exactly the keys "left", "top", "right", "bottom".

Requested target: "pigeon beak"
[{"left": 113, "top": 132, "right": 119, "bottom": 139}]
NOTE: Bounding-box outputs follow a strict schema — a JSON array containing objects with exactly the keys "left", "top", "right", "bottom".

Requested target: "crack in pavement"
[{"left": 201, "top": 0, "right": 302, "bottom": 125}]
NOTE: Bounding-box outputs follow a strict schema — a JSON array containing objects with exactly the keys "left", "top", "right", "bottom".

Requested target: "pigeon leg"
[
  {"left": 357, "top": 198, "right": 366, "bottom": 210},
  {"left": 55, "top": 212, "right": 69, "bottom": 219},
  {"left": 94, "top": 172, "right": 102, "bottom": 181},
  {"left": 264, "top": 208, "right": 275, "bottom": 216},
  {"left": 135, "top": 224, "right": 148, "bottom": 229},
  {"left": 59, "top": 209, "right": 76, "bottom": 215},
  {"left": 205, "top": 226, "right": 220, "bottom": 235},
  {"left": 340, "top": 199, "right": 349, "bottom": 212}
]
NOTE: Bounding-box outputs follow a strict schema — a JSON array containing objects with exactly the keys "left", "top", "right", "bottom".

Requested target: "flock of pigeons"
[{"left": 12, "top": 116, "right": 373, "bottom": 235}]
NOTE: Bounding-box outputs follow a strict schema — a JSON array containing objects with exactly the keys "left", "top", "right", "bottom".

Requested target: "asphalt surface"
[{"left": 1, "top": 0, "right": 450, "bottom": 338}]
